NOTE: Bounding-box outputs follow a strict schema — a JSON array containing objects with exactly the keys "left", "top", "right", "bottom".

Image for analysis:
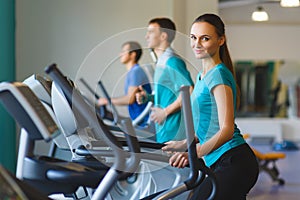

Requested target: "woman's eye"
[
  {"left": 190, "top": 35, "right": 196, "bottom": 40},
  {"left": 202, "top": 37, "right": 209, "bottom": 41}
]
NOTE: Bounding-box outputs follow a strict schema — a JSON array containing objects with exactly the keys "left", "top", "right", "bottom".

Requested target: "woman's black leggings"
[{"left": 190, "top": 143, "right": 259, "bottom": 200}]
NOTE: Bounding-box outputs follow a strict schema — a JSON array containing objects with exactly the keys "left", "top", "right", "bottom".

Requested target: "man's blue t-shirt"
[
  {"left": 154, "top": 48, "right": 194, "bottom": 143},
  {"left": 191, "top": 63, "right": 245, "bottom": 167},
  {"left": 125, "top": 64, "right": 152, "bottom": 126}
]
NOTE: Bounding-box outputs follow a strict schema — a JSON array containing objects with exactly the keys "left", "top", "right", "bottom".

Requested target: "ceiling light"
[
  {"left": 252, "top": 6, "right": 269, "bottom": 22},
  {"left": 280, "top": 0, "right": 300, "bottom": 7}
]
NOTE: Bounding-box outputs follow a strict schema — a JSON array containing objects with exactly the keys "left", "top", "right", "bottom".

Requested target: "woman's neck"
[{"left": 201, "top": 57, "right": 222, "bottom": 76}]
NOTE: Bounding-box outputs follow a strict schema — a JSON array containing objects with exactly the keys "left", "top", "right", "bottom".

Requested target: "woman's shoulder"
[{"left": 212, "top": 63, "right": 233, "bottom": 78}]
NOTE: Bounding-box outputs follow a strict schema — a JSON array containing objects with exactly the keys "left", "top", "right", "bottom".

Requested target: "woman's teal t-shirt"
[{"left": 191, "top": 63, "right": 245, "bottom": 167}]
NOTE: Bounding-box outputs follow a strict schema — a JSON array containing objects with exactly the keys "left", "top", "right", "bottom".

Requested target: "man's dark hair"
[
  {"left": 123, "top": 41, "right": 143, "bottom": 62},
  {"left": 149, "top": 17, "right": 176, "bottom": 44}
]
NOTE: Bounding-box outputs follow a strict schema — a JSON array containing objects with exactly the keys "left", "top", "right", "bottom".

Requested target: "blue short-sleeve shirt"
[
  {"left": 125, "top": 64, "right": 152, "bottom": 126},
  {"left": 191, "top": 63, "right": 245, "bottom": 167}
]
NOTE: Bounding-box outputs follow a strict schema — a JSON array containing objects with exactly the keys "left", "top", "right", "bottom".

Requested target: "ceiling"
[
  {"left": 218, "top": 0, "right": 300, "bottom": 24},
  {"left": 219, "top": 0, "right": 281, "bottom": 9}
]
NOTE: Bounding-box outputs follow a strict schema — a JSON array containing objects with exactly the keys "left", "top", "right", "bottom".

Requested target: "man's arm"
[
  {"left": 111, "top": 86, "right": 139, "bottom": 105},
  {"left": 164, "top": 85, "right": 193, "bottom": 116},
  {"left": 151, "top": 86, "right": 193, "bottom": 124},
  {"left": 98, "top": 86, "right": 138, "bottom": 106}
]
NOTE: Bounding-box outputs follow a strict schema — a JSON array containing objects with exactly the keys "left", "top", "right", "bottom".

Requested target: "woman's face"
[{"left": 190, "top": 21, "right": 224, "bottom": 60}]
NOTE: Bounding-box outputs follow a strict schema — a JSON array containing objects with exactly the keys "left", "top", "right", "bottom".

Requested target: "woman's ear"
[{"left": 219, "top": 35, "right": 225, "bottom": 46}]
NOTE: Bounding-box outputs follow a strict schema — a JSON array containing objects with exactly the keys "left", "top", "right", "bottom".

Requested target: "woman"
[{"left": 162, "top": 13, "right": 259, "bottom": 200}]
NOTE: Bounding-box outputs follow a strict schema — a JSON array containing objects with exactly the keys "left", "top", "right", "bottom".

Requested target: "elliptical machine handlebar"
[
  {"left": 79, "top": 78, "right": 100, "bottom": 99},
  {"left": 79, "top": 78, "right": 114, "bottom": 121},
  {"left": 150, "top": 86, "right": 217, "bottom": 200},
  {"left": 181, "top": 85, "right": 217, "bottom": 200},
  {"left": 98, "top": 80, "right": 121, "bottom": 125},
  {"left": 45, "top": 63, "right": 141, "bottom": 199},
  {"left": 45, "top": 63, "right": 122, "bottom": 152}
]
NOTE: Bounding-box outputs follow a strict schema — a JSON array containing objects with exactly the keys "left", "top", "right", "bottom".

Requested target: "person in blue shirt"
[
  {"left": 162, "top": 14, "right": 259, "bottom": 200},
  {"left": 136, "top": 17, "right": 194, "bottom": 143},
  {"left": 98, "top": 41, "right": 151, "bottom": 127}
]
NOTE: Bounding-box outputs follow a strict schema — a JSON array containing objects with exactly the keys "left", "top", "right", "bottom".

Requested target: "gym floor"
[{"left": 247, "top": 141, "right": 300, "bottom": 200}]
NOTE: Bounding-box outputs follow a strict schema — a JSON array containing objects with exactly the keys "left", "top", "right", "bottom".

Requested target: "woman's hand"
[
  {"left": 150, "top": 107, "right": 167, "bottom": 124},
  {"left": 169, "top": 152, "right": 189, "bottom": 168},
  {"left": 162, "top": 139, "right": 187, "bottom": 152}
]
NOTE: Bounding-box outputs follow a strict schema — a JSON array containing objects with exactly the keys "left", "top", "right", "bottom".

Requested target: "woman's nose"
[
  {"left": 194, "top": 39, "right": 202, "bottom": 47},
  {"left": 196, "top": 38, "right": 202, "bottom": 45}
]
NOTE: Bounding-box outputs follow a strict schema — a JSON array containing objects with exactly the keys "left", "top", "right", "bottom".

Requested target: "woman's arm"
[{"left": 196, "top": 84, "right": 235, "bottom": 158}]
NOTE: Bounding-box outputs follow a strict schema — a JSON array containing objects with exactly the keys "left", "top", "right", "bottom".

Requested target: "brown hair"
[
  {"left": 149, "top": 17, "right": 176, "bottom": 44},
  {"left": 193, "top": 13, "right": 240, "bottom": 108},
  {"left": 122, "top": 41, "right": 143, "bottom": 63}
]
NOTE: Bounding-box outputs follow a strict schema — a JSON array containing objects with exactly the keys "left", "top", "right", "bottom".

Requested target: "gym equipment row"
[{"left": 0, "top": 63, "right": 217, "bottom": 200}]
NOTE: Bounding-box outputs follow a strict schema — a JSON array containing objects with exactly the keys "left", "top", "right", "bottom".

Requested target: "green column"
[{"left": 0, "top": 0, "right": 16, "bottom": 173}]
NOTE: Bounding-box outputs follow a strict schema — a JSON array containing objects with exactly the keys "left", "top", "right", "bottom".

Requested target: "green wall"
[{"left": 0, "top": 0, "right": 16, "bottom": 173}]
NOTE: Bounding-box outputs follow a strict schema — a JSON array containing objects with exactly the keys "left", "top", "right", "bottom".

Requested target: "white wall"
[
  {"left": 226, "top": 24, "right": 300, "bottom": 61},
  {"left": 16, "top": 0, "right": 173, "bottom": 81},
  {"left": 16, "top": 0, "right": 217, "bottom": 100},
  {"left": 16, "top": 0, "right": 217, "bottom": 79}
]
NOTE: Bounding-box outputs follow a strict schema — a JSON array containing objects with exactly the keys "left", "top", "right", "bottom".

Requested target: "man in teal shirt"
[{"left": 137, "top": 18, "right": 194, "bottom": 143}]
